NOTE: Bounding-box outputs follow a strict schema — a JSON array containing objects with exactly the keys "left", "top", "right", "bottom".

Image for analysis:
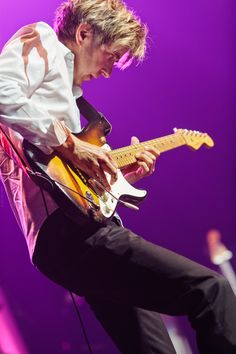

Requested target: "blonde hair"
[{"left": 54, "top": 0, "right": 148, "bottom": 67}]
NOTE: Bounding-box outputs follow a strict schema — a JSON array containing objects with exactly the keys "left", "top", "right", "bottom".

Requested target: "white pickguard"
[{"left": 98, "top": 144, "right": 147, "bottom": 218}]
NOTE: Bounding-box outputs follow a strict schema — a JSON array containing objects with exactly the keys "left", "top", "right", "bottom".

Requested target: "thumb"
[{"left": 131, "top": 136, "right": 140, "bottom": 145}]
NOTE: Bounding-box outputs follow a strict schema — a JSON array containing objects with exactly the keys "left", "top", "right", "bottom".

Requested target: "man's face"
[{"left": 72, "top": 25, "right": 126, "bottom": 86}]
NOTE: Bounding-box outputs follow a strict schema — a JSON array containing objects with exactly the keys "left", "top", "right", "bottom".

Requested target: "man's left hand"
[{"left": 122, "top": 136, "right": 160, "bottom": 184}]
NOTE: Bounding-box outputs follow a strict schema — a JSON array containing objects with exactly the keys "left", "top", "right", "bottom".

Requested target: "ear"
[{"left": 75, "top": 23, "right": 93, "bottom": 45}]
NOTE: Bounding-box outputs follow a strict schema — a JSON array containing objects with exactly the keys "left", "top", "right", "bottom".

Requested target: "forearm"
[{"left": 53, "top": 131, "right": 78, "bottom": 163}]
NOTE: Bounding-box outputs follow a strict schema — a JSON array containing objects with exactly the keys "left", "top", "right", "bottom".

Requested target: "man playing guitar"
[{"left": 0, "top": 1, "right": 235, "bottom": 353}]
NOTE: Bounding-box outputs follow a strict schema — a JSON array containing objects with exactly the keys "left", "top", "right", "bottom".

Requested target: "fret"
[{"left": 111, "top": 134, "right": 186, "bottom": 169}]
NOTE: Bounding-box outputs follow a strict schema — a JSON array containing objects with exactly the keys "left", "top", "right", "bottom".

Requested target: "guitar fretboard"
[{"left": 111, "top": 133, "right": 186, "bottom": 169}]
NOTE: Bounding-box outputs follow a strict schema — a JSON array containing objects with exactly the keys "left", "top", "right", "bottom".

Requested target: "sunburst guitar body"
[{"left": 23, "top": 116, "right": 214, "bottom": 224}]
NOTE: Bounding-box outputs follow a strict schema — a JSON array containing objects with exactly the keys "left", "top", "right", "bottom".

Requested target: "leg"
[
  {"left": 77, "top": 224, "right": 236, "bottom": 354},
  {"left": 33, "top": 210, "right": 236, "bottom": 354},
  {"left": 86, "top": 299, "right": 176, "bottom": 354}
]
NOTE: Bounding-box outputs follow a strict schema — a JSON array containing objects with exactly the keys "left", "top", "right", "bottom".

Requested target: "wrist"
[{"left": 54, "top": 132, "right": 77, "bottom": 162}]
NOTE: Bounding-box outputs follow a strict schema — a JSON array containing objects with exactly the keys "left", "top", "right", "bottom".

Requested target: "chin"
[
  {"left": 74, "top": 79, "right": 83, "bottom": 86},
  {"left": 74, "top": 76, "right": 91, "bottom": 86}
]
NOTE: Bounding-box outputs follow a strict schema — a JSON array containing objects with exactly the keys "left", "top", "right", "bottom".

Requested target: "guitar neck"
[{"left": 111, "top": 133, "right": 186, "bottom": 169}]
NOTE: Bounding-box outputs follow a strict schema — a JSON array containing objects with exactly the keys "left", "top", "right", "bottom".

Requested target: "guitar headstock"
[{"left": 173, "top": 128, "right": 214, "bottom": 150}]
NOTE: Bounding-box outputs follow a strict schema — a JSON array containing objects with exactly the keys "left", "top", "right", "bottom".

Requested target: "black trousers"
[{"left": 33, "top": 209, "right": 236, "bottom": 354}]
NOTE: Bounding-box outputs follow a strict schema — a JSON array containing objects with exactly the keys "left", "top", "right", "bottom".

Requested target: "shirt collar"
[
  {"left": 73, "top": 85, "right": 83, "bottom": 98},
  {"left": 58, "top": 40, "right": 73, "bottom": 60},
  {"left": 58, "top": 41, "right": 83, "bottom": 98}
]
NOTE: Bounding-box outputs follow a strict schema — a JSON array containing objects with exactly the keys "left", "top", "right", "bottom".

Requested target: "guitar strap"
[{"left": 76, "top": 96, "right": 102, "bottom": 123}]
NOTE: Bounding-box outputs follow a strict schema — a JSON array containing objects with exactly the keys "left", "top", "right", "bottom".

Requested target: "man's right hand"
[{"left": 54, "top": 132, "right": 117, "bottom": 191}]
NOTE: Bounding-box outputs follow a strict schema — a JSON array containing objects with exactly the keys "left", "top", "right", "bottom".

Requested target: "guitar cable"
[
  {"left": 31, "top": 167, "right": 139, "bottom": 211},
  {"left": 1, "top": 124, "right": 136, "bottom": 353},
  {"left": 29, "top": 170, "right": 100, "bottom": 210},
  {"left": 37, "top": 181, "right": 94, "bottom": 354}
]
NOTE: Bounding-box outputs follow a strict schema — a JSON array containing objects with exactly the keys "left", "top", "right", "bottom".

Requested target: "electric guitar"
[{"left": 23, "top": 116, "right": 214, "bottom": 224}]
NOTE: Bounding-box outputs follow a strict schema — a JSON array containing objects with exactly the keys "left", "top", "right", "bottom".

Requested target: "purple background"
[{"left": 0, "top": 1, "right": 235, "bottom": 353}]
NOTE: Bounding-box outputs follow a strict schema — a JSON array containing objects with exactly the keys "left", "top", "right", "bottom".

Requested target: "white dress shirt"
[{"left": 0, "top": 22, "right": 83, "bottom": 259}]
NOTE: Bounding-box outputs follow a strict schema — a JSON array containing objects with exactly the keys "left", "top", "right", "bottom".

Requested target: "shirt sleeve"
[{"left": 0, "top": 22, "right": 68, "bottom": 153}]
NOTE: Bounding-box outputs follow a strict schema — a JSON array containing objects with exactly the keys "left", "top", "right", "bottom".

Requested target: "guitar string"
[
  {"left": 111, "top": 136, "right": 185, "bottom": 168},
  {"left": 112, "top": 134, "right": 174, "bottom": 153},
  {"left": 111, "top": 134, "right": 185, "bottom": 155},
  {"left": 111, "top": 129, "right": 205, "bottom": 156}
]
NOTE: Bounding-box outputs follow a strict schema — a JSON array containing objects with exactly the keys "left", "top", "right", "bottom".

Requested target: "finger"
[
  {"left": 105, "top": 151, "right": 118, "bottom": 169},
  {"left": 94, "top": 166, "right": 111, "bottom": 191},
  {"left": 136, "top": 161, "right": 150, "bottom": 173},
  {"left": 100, "top": 150, "right": 118, "bottom": 172},
  {"left": 149, "top": 160, "right": 156, "bottom": 174},
  {"left": 80, "top": 158, "right": 100, "bottom": 178},
  {"left": 98, "top": 152, "right": 117, "bottom": 173},
  {"left": 99, "top": 158, "right": 117, "bottom": 185},
  {"left": 136, "top": 150, "right": 156, "bottom": 163},
  {"left": 137, "top": 162, "right": 155, "bottom": 176},
  {"left": 80, "top": 157, "right": 109, "bottom": 190},
  {"left": 144, "top": 146, "right": 160, "bottom": 157},
  {"left": 131, "top": 136, "right": 140, "bottom": 145}
]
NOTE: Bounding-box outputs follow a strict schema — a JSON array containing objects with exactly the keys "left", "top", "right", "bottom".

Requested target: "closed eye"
[
  {"left": 113, "top": 52, "right": 121, "bottom": 62},
  {"left": 106, "top": 50, "right": 122, "bottom": 63}
]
